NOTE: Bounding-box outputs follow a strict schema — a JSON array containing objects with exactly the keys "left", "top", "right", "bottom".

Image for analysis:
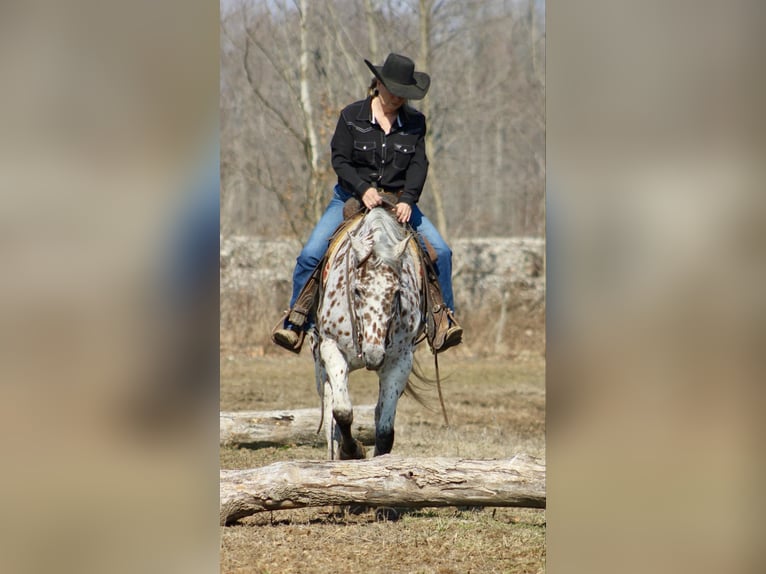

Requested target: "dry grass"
[{"left": 220, "top": 351, "right": 545, "bottom": 573}]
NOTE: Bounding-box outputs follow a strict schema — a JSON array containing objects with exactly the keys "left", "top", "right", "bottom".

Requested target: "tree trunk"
[
  {"left": 220, "top": 405, "right": 376, "bottom": 447},
  {"left": 364, "top": 0, "right": 378, "bottom": 63},
  {"left": 220, "top": 454, "right": 545, "bottom": 525},
  {"left": 418, "top": 0, "right": 449, "bottom": 241},
  {"left": 298, "top": 0, "right": 322, "bottom": 224}
]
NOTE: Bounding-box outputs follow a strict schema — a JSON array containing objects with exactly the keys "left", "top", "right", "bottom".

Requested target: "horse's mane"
[{"left": 359, "top": 208, "right": 409, "bottom": 268}]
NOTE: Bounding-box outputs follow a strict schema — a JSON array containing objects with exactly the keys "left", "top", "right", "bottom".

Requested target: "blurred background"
[
  {"left": 0, "top": 0, "right": 763, "bottom": 573},
  {"left": 547, "top": 1, "right": 765, "bottom": 573},
  {"left": 0, "top": 1, "right": 219, "bottom": 572}
]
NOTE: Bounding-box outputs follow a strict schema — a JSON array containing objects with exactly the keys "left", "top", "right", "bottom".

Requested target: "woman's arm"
[
  {"left": 330, "top": 112, "right": 369, "bottom": 198},
  {"left": 400, "top": 117, "right": 429, "bottom": 206}
]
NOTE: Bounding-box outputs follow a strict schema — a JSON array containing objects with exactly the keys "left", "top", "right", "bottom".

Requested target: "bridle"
[{"left": 345, "top": 242, "right": 364, "bottom": 358}]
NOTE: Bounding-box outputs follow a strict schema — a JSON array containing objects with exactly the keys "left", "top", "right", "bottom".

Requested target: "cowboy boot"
[
  {"left": 271, "top": 321, "right": 305, "bottom": 354},
  {"left": 271, "top": 264, "right": 322, "bottom": 353},
  {"left": 426, "top": 275, "right": 463, "bottom": 353}
]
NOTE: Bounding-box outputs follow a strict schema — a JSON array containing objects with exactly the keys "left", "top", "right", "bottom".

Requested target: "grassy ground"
[{"left": 220, "top": 350, "right": 545, "bottom": 573}]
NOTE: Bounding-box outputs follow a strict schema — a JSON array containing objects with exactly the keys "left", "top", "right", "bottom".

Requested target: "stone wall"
[{"left": 221, "top": 236, "right": 545, "bottom": 357}]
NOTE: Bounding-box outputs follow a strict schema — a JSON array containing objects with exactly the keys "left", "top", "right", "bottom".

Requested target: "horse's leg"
[
  {"left": 374, "top": 351, "right": 413, "bottom": 456},
  {"left": 320, "top": 339, "right": 366, "bottom": 460},
  {"left": 312, "top": 339, "right": 339, "bottom": 460}
]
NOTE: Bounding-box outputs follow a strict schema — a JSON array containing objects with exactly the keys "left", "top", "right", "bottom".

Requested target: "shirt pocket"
[
  {"left": 392, "top": 142, "right": 416, "bottom": 170},
  {"left": 352, "top": 140, "right": 377, "bottom": 165}
]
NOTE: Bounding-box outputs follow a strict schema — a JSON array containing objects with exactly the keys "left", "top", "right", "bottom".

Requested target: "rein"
[
  {"left": 345, "top": 242, "right": 364, "bottom": 359},
  {"left": 399, "top": 213, "right": 450, "bottom": 428}
]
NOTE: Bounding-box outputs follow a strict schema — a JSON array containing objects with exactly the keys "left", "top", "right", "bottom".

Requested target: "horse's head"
[{"left": 349, "top": 212, "right": 411, "bottom": 370}]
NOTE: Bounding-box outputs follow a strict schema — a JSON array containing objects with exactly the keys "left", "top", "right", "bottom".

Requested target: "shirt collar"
[
  {"left": 364, "top": 96, "right": 403, "bottom": 128},
  {"left": 372, "top": 113, "right": 403, "bottom": 128}
]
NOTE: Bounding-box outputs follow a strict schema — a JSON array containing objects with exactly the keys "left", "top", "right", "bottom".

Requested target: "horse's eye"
[{"left": 354, "top": 287, "right": 361, "bottom": 297}]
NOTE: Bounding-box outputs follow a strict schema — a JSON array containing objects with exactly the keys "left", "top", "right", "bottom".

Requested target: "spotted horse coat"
[{"left": 311, "top": 207, "right": 424, "bottom": 460}]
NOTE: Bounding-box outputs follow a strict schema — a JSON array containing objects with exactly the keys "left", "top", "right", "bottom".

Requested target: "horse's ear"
[
  {"left": 393, "top": 236, "right": 411, "bottom": 260},
  {"left": 349, "top": 233, "right": 372, "bottom": 263}
]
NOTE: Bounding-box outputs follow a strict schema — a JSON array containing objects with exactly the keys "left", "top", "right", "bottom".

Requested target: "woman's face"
[{"left": 377, "top": 82, "right": 405, "bottom": 111}]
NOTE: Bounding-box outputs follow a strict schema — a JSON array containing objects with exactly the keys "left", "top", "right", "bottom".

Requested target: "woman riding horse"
[{"left": 273, "top": 53, "right": 462, "bottom": 354}]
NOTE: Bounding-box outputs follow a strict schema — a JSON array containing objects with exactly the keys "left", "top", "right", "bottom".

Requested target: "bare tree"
[
  {"left": 222, "top": 0, "right": 339, "bottom": 239},
  {"left": 221, "top": 0, "right": 545, "bottom": 240},
  {"left": 364, "top": 0, "right": 380, "bottom": 63},
  {"left": 297, "top": 0, "right": 322, "bottom": 223},
  {"left": 418, "top": 0, "right": 449, "bottom": 240}
]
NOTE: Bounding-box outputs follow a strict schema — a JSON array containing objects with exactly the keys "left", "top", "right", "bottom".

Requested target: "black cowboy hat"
[{"left": 364, "top": 53, "right": 430, "bottom": 100}]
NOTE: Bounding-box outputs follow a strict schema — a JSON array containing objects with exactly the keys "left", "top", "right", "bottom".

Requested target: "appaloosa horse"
[{"left": 311, "top": 206, "right": 424, "bottom": 460}]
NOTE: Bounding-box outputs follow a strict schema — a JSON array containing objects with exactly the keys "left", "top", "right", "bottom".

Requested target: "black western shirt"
[{"left": 330, "top": 97, "right": 429, "bottom": 207}]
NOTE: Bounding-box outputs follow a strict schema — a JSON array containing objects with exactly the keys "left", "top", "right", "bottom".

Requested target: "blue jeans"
[{"left": 289, "top": 185, "right": 455, "bottom": 314}]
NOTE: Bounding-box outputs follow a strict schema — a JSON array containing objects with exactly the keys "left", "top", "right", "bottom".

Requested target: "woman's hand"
[
  {"left": 362, "top": 187, "right": 383, "bottom": 209},
  {"left": 395, "top": 202, "right": 412, "bottom": 223}
]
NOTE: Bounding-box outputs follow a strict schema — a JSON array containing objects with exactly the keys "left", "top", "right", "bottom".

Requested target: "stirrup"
[{"left": 437, "top": 324, "right": 463, "bottom": 353}]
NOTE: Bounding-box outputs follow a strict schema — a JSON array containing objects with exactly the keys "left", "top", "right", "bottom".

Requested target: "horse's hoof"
[{"left": 339, "top": 439, "right": 366, "bottom": 460}]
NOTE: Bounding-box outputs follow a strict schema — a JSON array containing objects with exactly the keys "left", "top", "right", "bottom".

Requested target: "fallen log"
[
  {"left": 220, "top": 405, "right": 376, "bottom": 447},
  {"left": 220, "top": 454, "right": 545, "bottom": 525}
]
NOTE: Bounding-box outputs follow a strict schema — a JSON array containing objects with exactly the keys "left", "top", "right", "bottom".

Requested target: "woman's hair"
[
  {"left": 367, "top": 78, "right": 379, "bottom": 97},
  {"left": 367, "top": 77, "right": 408, "bottom": 105}
]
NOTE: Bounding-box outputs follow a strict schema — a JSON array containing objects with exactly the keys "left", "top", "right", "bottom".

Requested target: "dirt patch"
[{"left": 221, "top": 352, "right": 545, "bottom": 573}]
